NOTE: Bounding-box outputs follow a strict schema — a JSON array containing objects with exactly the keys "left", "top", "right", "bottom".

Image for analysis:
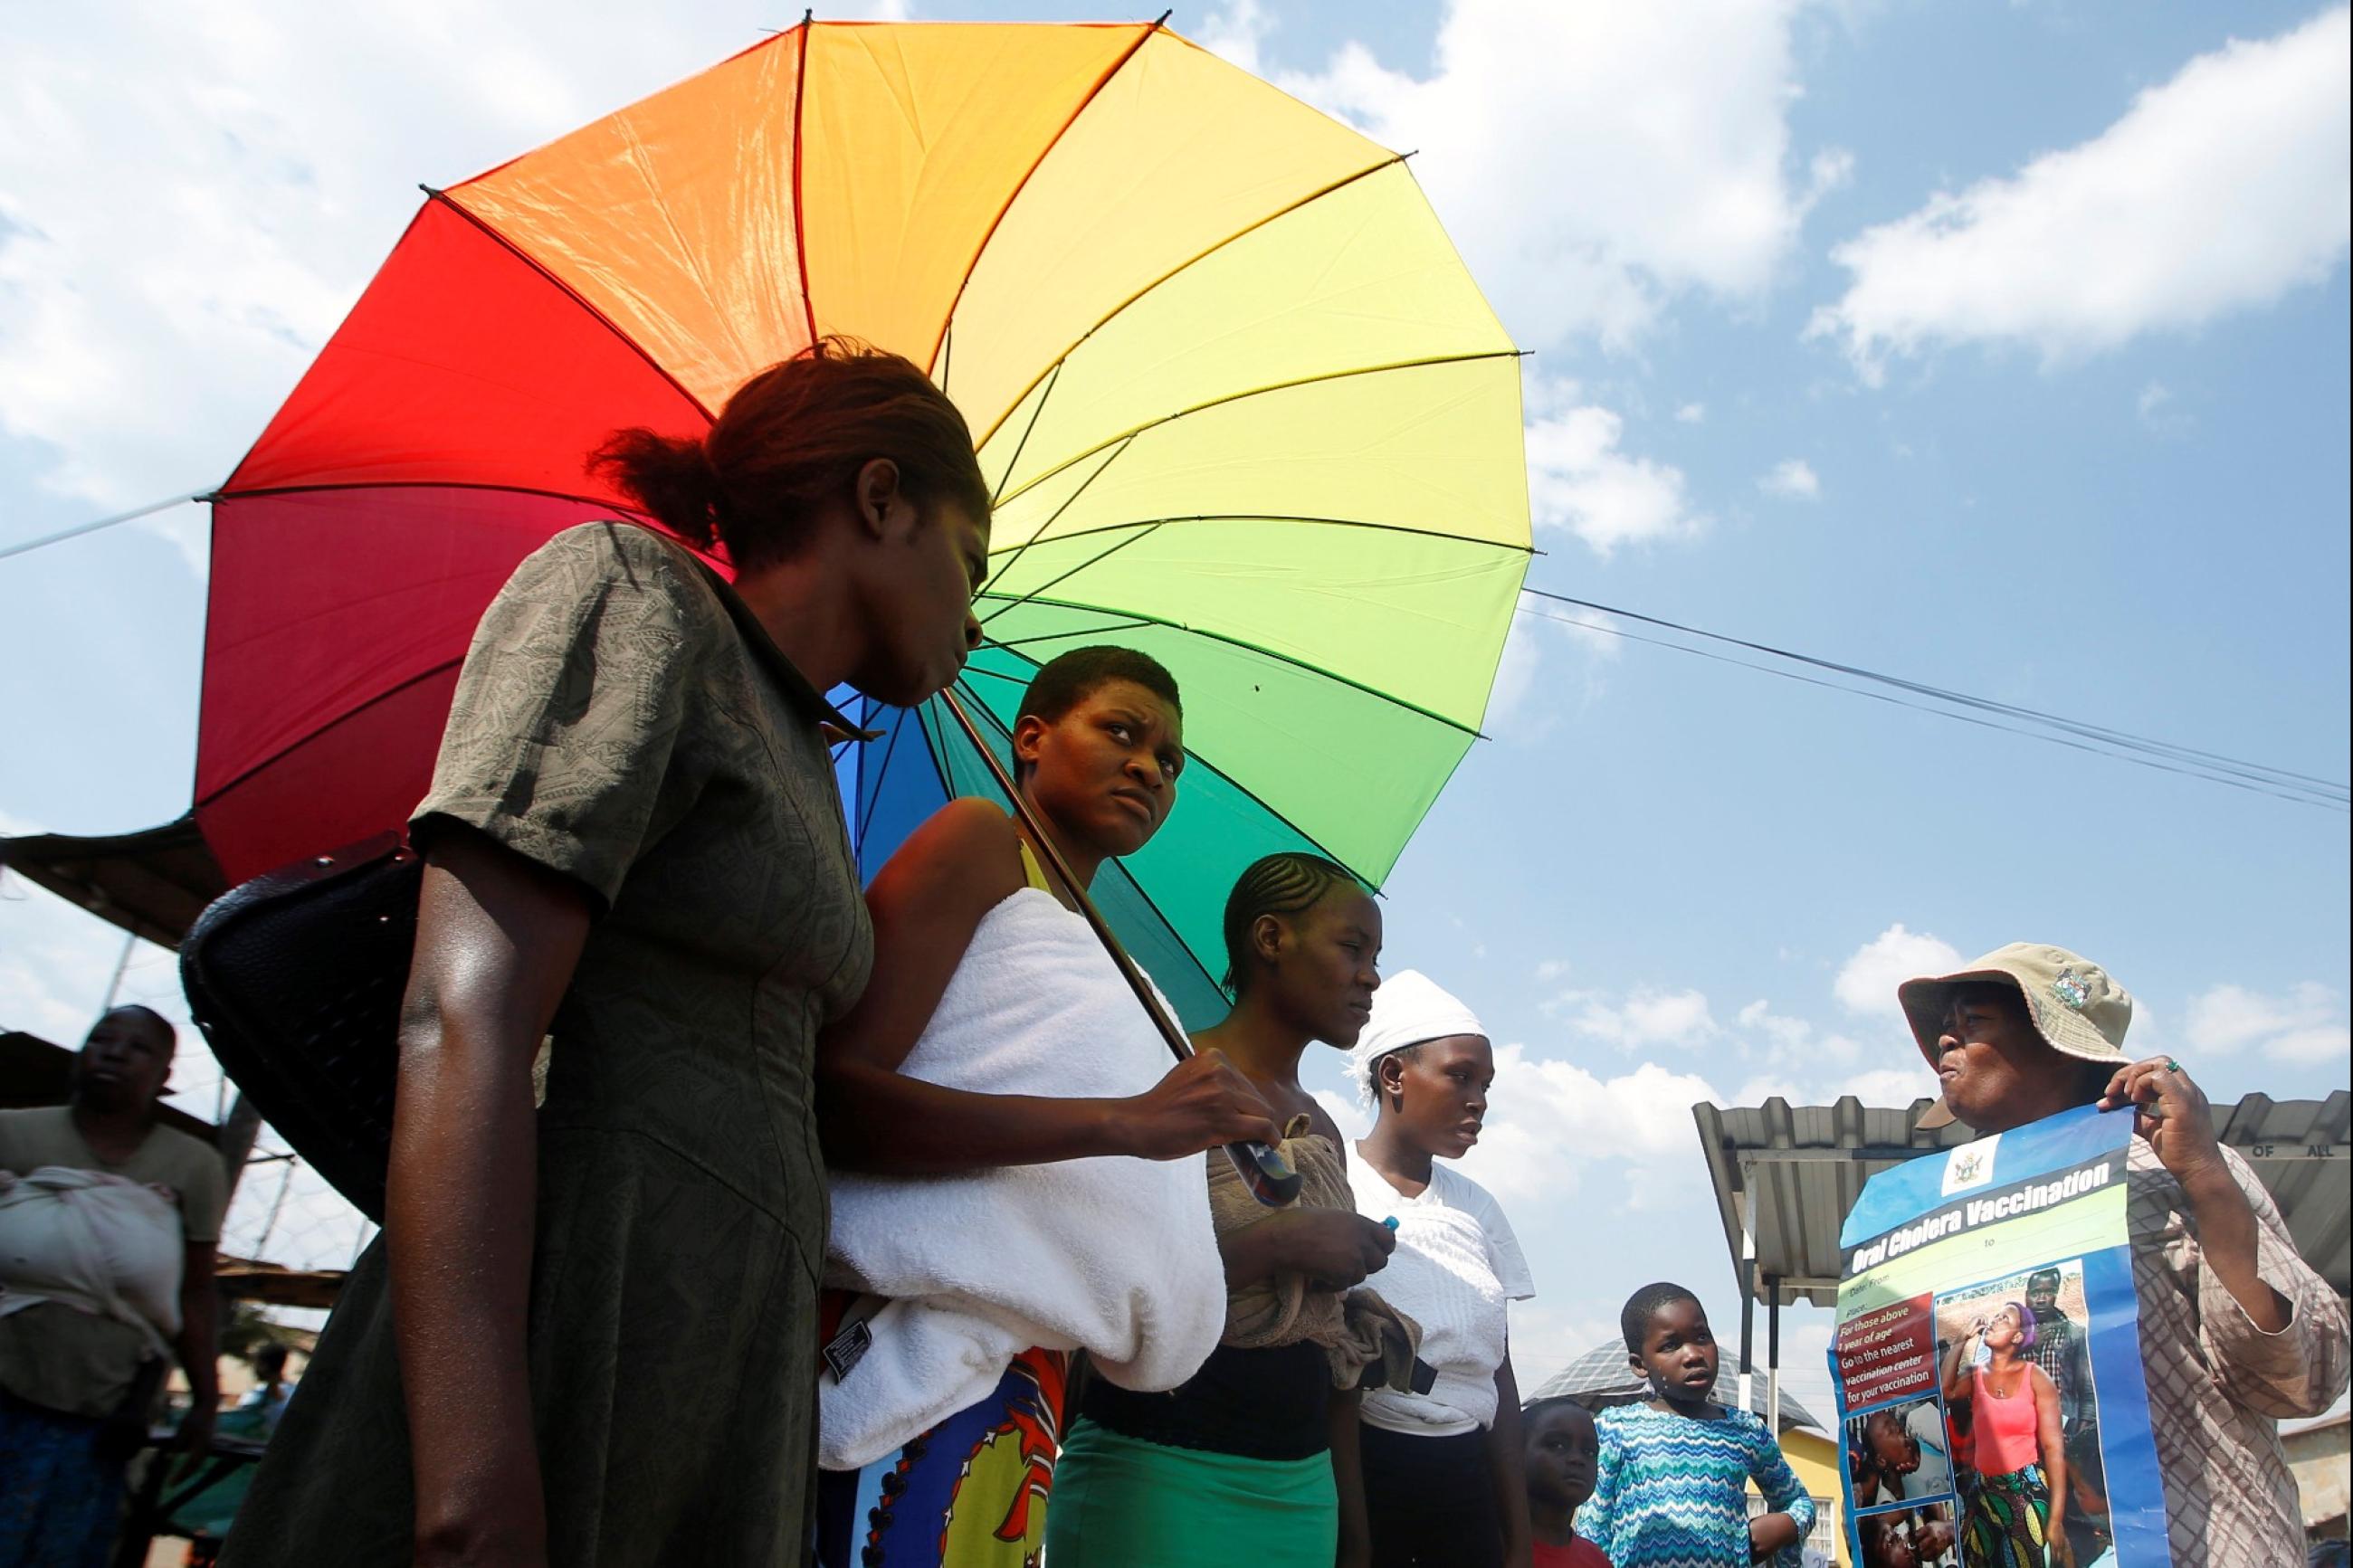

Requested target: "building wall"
[{"left": 1750, "top": 1427, "right": 1846, "bottom": 1564}]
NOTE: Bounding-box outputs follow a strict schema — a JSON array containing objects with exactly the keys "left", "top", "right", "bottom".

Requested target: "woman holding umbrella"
[
  {"left": 226, "top": 340, "right": 995, "bottom": 1568},
  {"left": 1941, "top": 1301, "right": 2072, "bottom": 1567}
]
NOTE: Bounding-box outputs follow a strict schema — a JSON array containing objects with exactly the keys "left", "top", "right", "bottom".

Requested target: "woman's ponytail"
[
  {"left": 587, "top": 427, "right": 724, "bottom": 553},
  {"left": 586, "top": 337, "right": 989, "bottom": 573}
]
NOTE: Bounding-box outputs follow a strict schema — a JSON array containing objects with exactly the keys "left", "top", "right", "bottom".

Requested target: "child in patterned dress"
[{"left": 1579, "top": 1283, "right": 1815, "bottom": 1567}]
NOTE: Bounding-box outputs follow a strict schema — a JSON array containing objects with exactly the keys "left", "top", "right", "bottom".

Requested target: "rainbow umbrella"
[{"left": 198, "top": 19, "right": 1531, "bottom": 1021}]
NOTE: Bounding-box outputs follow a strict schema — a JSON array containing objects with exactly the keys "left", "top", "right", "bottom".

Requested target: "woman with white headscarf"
[{"left": 1344, "top": 971, "right": 1537, "bottom": 1568}]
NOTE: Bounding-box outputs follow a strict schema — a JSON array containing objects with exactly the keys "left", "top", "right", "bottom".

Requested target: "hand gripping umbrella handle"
[{"left": 937, "top": 688, "right": 1302, "bottom": 1207}]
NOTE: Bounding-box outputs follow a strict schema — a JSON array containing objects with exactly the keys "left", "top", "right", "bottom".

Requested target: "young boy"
[{"left": 1524, "top": 1396, "right": 1608, "bottom": 1568}]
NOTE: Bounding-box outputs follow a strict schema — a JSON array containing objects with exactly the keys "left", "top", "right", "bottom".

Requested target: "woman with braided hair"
[{"left": 1047, "top": 852, "right": 1403, "bottom": 1568}]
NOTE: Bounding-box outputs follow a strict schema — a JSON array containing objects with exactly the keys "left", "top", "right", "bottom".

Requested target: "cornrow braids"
[
  {"left": 1220, "top": 851, "right": 1362, "bottom": 995},
  {"left": 1620, "top": 1280, "right": 1703, "bottom": 1353}
]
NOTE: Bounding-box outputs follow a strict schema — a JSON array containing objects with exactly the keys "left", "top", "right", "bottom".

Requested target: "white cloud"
[
  {"left": 1485, "top": 599, "right": 1624, "bottom": 732},
  {"left": 1526, "top": 404, "right": 1706, "bottom": 557},
  {"left": 1554, "top": 987, "right": 1720, "bottom": 1051},
  {"left": 2136, "top": 380, "right": 2195, "bottom": 435},
  {"left": 1534, "top": 959, "right": 1570, "bottom": 983},
  {"left": 0, "top": 2, "right": 906, "bottom": 563},
  {"left": 1674, "top": 403, "right": 1708, "bottom": 423},
  {"left": 1310, "top": 1087, "right": 1373, "bottom": 1139},
  {"left": 1508, "top": 1299, "right": 1617, "bottom": 1383},
  {"left": 1758, "top": 458, "right": 1822, "bottom": 499},
  {"left": 2186, "top": 981, "right": 2350, "bottom": 1064},
  {"left": 1834, "top": 924, "right": 1965, "bottom": 1018},
  {"left": 1811, "top": 8, "right": 2352, "bottom": 376},
  {"left": 1454, "top": 1044, "right": 1722, "bottom": 1206},
  {"left": 1211, "top": 0, "right": 1834, "bottom": 351}
]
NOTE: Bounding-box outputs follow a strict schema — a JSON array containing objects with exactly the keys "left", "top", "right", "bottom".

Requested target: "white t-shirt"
[{"left": 1347, "top": 1152, "right": 1536, "bottom": 1436}]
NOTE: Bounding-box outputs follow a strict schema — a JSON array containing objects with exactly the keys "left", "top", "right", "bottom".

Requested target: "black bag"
[{"left": 179, "top": 833, "right": 419, "bottom": 1222}]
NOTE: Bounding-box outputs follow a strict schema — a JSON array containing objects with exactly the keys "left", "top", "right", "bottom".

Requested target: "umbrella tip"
[{"left": 1153, "top": 8, "right": 1172, "bottom": 26}]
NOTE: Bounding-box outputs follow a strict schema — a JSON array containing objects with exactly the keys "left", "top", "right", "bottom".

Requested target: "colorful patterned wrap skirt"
[
  {"left": 814, "top": 1347, "right": 1069, "bottom": 1568},
  {"left": 1963, "top": 1463, "right": 2053, "bottom": 1567}
]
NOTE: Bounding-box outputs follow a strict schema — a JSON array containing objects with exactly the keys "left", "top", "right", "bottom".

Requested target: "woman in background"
[{"left": 1344, "top": 971, "right": 1537, "bottom": 1566}]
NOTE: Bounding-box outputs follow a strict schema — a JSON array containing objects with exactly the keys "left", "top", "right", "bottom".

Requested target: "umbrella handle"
[{"left": 936, "top": 687, "right": 1302, "bottom": 1207}]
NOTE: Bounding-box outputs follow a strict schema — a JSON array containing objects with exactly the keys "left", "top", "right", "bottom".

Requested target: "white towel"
[
  {"left": 819, "top": 889, "right": 1226, "bottom": 1469},
  {"left": 0, "top": 1164, "right": 184, "bottom": 1355}
]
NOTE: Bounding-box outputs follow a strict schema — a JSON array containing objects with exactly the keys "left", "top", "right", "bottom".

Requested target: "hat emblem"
[{"left": 2053, "top": 969, "right": 2091, "bottom": 1011}]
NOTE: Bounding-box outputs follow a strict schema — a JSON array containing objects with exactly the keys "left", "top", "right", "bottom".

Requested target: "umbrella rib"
[
  {"left": 979, "top": 518, "right": 1165, "bottom": 627},
  {"left": 978, "top": 433, "right": 1135, "bottom": 610},
  {"left": 990, "top": 361, "right": 1062, "bottom": 507},
  {"left": 986, "top": 512, "right": 1536, "bottom": 558},
  {"left": 214, "top": 478, "right": 663, "bottom": 512},
  {"left": 986, "top": 618, "right": 1159, "bottom": 651},
  {"left": 976, "top": 589, "right": 1485, "bottom": 741},
  {"left": 791, "top": 14, "right": 818, "bottom": 347},
  {"left": 992, "top": 349, "right": 1524, "bottom": 511},
  {"left": 924, "top": 16, "right": 1167, "bottom": 377},
  {"left": 1091, "top": 856, "right": 1224, "bottom": 1007},
  {"left": 854, "top": 696, "right": 915, "bottom": 846},
  {"left": 195, "top": 655, "right": 467, "bottom": 809},
  {"left": 424, "top": 192, "right": 716, "bottom": 422},
  {"left": 967, "top": 152, "right": 1409, "bottom": 452}
]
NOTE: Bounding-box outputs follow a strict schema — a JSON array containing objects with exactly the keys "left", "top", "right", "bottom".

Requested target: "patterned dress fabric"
[
  {"left": 0, "top": 1394, "right": 126, "bottom": 1568},
  {"left": 224, "top": 522, "right": 877, "bottom": 1567},
  {"left": 1961, "top": 1463, "right": 2050, "bottom": 1567},
  {"left": 2125, "top": 1138, "right": 2349, "bottom": 1567},
  {"left": 814, "top": 1347, "right": 1068, "bottom": 1568},
  {"left": 1579, "top": 1403, "right": 1816, "bottom": 1568}
]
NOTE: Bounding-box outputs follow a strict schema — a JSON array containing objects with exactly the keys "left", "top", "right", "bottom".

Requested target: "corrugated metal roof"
[
  {"left": 1526, "top": 1337, "right": 1826, "bottom": 1433},
  {"left": 1692, "top": 1093, "right": 2351, "bottom": 1308}
]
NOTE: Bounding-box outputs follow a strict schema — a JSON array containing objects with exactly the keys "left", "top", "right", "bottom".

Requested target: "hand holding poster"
[{"left": 1829, "top": 1105, "right": 2165, "bottom": 1568}]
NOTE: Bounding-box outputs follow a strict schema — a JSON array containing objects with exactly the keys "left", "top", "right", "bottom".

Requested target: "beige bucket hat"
[{"left": 1898, "top": 942, "right": 2134, "bottom": 1128}]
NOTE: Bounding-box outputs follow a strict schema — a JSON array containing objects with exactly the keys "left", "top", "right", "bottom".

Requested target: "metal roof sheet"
[
  {"left": 1526, "top": 1337, "right": 1826, "bottom": 1433},
  {"left": 1693, "top": 1092, "right": 2351, "bottom": 1308}
]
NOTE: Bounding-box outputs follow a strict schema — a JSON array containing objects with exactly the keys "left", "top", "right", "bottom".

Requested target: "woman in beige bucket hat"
[{"left": 1898, "top": 941, "right": 2348, "bottom": 1568}]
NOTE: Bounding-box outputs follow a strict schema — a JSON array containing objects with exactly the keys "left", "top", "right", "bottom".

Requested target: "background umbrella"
[{"left": 196, "top": 18, "right": 1532, "bottom": 1021}]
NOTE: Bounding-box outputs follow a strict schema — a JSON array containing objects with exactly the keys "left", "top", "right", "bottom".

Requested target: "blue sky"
[{"left": 3, "top": 0, "right": 2347, "bottom": 1413}]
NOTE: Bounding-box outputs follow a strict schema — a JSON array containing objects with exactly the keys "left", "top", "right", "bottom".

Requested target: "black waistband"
[{"left": 1081, "top": 1340, "right": 1332, "bottom": 1461}]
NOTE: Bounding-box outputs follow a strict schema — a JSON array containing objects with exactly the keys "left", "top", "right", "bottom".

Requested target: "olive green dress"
[{"left": 224, "top": 522, "right": 874, "bottom": 1566}]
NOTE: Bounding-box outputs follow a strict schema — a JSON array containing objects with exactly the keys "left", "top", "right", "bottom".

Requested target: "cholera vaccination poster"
[{"left": 1829, "top": 1105, "right": 2165, "bottom": 1568}]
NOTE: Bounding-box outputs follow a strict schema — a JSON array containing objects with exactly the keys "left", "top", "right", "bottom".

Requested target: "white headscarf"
[{"left": 1348, "top": 969, "right": 1485, "bottom": 1107}]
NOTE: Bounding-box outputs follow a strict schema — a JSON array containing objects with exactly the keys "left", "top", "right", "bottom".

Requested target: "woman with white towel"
[
  {"left": 1345, "top": 971, "right": 1538, "bottom": 1568},
  {"left": 812, "top": 645, "right": 1281, "bottom": 1568}
]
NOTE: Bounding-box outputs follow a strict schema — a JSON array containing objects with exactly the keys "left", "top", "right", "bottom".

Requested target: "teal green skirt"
[{"left": 1043, "top": 1417, "right": 1336, "bottom": 1565}]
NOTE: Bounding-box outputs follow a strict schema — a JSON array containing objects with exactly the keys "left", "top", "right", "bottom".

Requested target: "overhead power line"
[
  {"left": 0, "top": 491, "right": 208, "bottom": 563},
  {"left": 1, "top": 494, "right": 2339, "bottom": 811},
  {"left": 1518, "top": 586, "right": 2348, "bottom": 813}
]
